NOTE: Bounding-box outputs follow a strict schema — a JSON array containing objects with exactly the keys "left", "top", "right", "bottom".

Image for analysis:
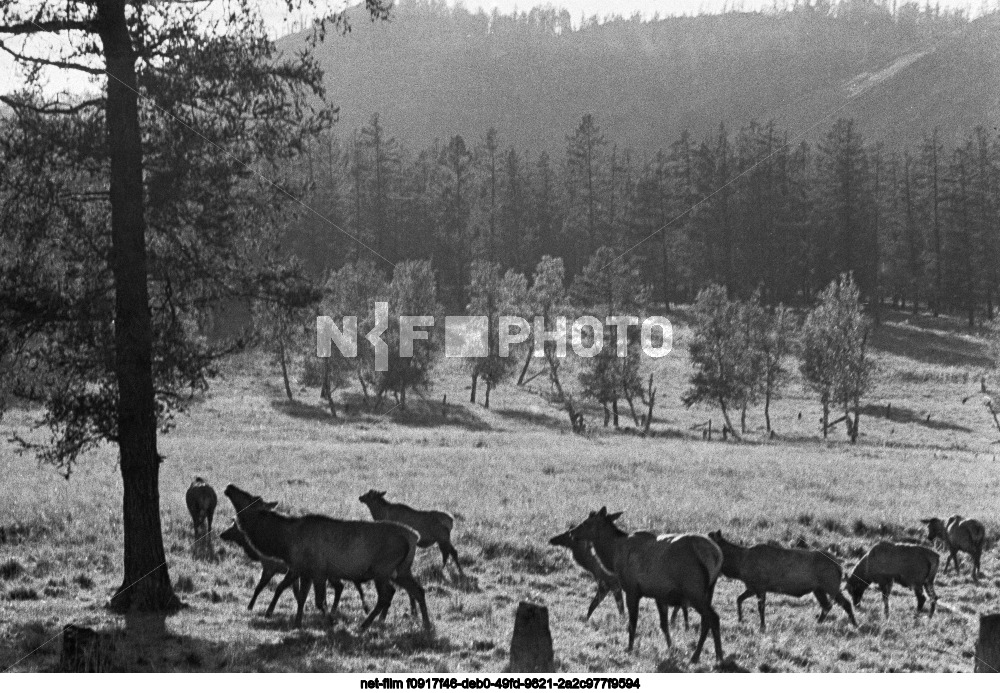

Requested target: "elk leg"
[
  {"left": 248, "top": 565, "right": 278, "bottom": 611},
  {"left": 691, "top": 603, "right": 721, "bottom": 664},
  {"left": 880, "top": 582, "right": 892, "bottom": 618},
  {"left": 925, "top": 581, "right": 938, "bottom": 618},
  {"left": 293, "top": 577, "right": 311, "bottom": 628},
  {"left": 395, "top": 572, "right": 432, "bottom": 631},
  {"left": 313, "top": 579, "right": 328, "bottom": 616},
  {"left": 625, "top": 591, "right": 641, "bottom": 652},
  {"left": 833, "top": 591, "right": 857, "bottom": 626},
  {"left": 449, "top": 545, "right": 464, "bottom": 577},
  {"left": 813, "top": 589, "right": 832, "bottom": 623},
  {"left": 757, "top": 592, "right": 767, "bottom": 631},
  {"left": 329, "top": 580, "right": 345, "bottom": 615},
  {"left": 914, "top": 585, "right": 926, "bottom": 613},
  {"left": 736, "top": 588, "right": 755, "bottom": 622},
  {"left": 360, "top": 580, "right": 394, "bottom": 631},
  {"left": 612, "top": 586, "right": 625, "bottom": 616},
  {"left": 587, "top": 582, "right": 610, "bottom": 620},
  {"left": 266, "top": 572, "right": 300, "bottom": 617},
  {"left": 655, "top": 600, "right": 673, "bottom": 648},
  {"left": 354, "top": 581, "right": 369, "bottom": 613},
  {"left": 953, "top": 551, "right": 962, "bottom": 574}
]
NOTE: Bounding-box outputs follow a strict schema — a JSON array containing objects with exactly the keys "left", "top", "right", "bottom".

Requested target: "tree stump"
[
  {"left": 975, "top": 614, "right": 1000, "bottom": 672},
  {"left": 509, "top": 602, "right": 554, "bottom": 673},
  {"left": 60, "top": 624, "right": 114, "bottom": 672}
]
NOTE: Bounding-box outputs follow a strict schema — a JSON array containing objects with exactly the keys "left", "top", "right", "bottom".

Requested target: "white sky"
[{"left": 1, "top": 0, "right": 991, "bottom": 96}]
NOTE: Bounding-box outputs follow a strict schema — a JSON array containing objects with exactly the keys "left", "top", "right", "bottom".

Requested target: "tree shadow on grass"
[
  {"left": 269, "top": 392, "right": 492, "bottom": 433},
  {"left": 270, "top": 398, "right": 343, "bottom": 423},
  {"left": 492, "top": 407, "right": 567, "bottom": 430},
  {"left": 4, "top": 618, "right": 234, "bottom": 672},
  {"left": 871, "top": 320, "right": 992, "bottom": 369},
  {"left": 860, "top": 403, "right": 973, "bottom": 432}
]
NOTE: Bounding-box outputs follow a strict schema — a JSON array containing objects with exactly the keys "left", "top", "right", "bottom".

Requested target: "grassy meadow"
[{"left": 1, "top": 308, "right": 999, "bottom": 672}]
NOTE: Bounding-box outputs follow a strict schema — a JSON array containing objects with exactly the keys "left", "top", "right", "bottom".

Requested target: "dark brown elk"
[
  {"left": 219, "top": 520, "right": 368, "bottom": 615},
  {"left": 708, "top": 530, "right": 856, "bottom": 631},
  {"left": 186, "top": 477, "right": 217, "bottom": 538},
  {"left": 567, "top": 508, "right": 723, "bottom": 663},
  {"left": 225, "top": 484, "right": 430, "bottom": 631},
  {"left": 921, "top": 516, "right": 986, "bottom": 581},
  {"left": 846, "top": 541, "right": 939, "bottom": 617},
  {"left": 186, "top": 477, "right": 217, "bottom": 558},
  {"left": 359, "top": 490, "right": 464, "bottom": 576}
]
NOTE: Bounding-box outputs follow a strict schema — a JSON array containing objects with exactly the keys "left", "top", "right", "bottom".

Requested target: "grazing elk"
[
  {"left": 225, "top": 484, "right": 430, "bottom": 631},
  {"left": 846, "top": 541, "right": 939, "bottom": 617},
  {"left": 219, "top": 520, "right": 369, "bottom": 616},
  {"left": 921, "top": 516, "right": 986, "bottom": 581},
  {"left": 567, "top": 508, "right": 723, "bottom": 663},
  {"left": 707, "top": 530, "right": 856, "bottom": 631},
  {"left": 359, "top": 490, "right": 464, "bottom": 577},
  {"left": 186, "top": 477, "right": 217, "bottom": 558}
]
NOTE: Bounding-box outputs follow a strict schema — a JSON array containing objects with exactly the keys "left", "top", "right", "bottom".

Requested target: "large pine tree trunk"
[
  {"left": 764, "top": 388, "right": 772, "bottom": 433},
  {"left": 470, "top": 372, "right": 478, "bottom": 404},
  {"left": 100, "top": 0, "right": 178, "bottom": 614}
]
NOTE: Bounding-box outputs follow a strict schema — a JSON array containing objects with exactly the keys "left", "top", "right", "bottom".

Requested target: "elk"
[
  {"left": 219, "top": 520, "right": 368, "bottom": 615},
  {"left": 845, "top": 541, "right": 939, "bottom": 617},
  {"left": 185, "top": 477, "right": 217, "bottom": 557},
  {"left": 921, "top": 516, "right": 986, "bottom": 581},
  {"left": 359, "top": 490, "right": 464, "bottom": 576},
  {"left": 707, "top": 530, "right": 856, "bottom": 630},
  {"left": 224, "top": 484, "right": 430, "bottom": 631},
  {"left": 566, "top": 507, "right": 723, "bottom": 663},
  {"left": 549, "top": 529, "right": 690, "bottom": 626}
]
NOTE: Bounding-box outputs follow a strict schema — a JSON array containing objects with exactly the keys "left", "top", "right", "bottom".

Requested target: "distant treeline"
[{"left": 283, "top": 113, "right": 1000, "bottom": 325}]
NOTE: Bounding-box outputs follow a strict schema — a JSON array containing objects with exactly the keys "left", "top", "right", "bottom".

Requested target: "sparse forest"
[{"left": 288, "top": 110, "right": 1000, "bottom": 324}]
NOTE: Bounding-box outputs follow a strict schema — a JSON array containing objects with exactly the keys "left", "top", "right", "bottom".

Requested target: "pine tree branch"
[
  {"left": 0, "top": 19, "right": 93, "bottom": 35},
  {"left": 0, "top": 94, "right": 103, "bottom": 115},
  {"left": 0, "top": 42, "right": 103, "bottom": 74}
]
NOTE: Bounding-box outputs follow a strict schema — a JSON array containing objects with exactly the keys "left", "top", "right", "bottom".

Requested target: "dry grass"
[{"left": 0, "top": 308, "right": 998, "bottom": 672}]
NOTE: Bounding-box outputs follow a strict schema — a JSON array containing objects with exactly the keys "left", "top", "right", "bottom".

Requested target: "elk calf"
[
  {"left": 708, "top": 530, "right": 856, "bottom": 631},
  {"left": 922, "top": 516, "right": 986, "bottom": 581},
  {"left": 360, "top": 490, "right": 464, "bottom": 576},
  {"left": 186, "top": 477, "right": 217, "bottom": 557},
  {"left": 846, "top": 541, "right": 939, "bottom": 617}
]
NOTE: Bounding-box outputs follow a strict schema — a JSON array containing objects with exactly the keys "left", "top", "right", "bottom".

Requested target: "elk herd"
[{"left": 184, "top": 477, "right": 989, "bottom": 667}]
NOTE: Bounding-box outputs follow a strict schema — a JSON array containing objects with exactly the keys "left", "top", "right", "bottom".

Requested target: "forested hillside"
[{"left": 288, "top": 0, "right": 997, "bottom": 154}]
